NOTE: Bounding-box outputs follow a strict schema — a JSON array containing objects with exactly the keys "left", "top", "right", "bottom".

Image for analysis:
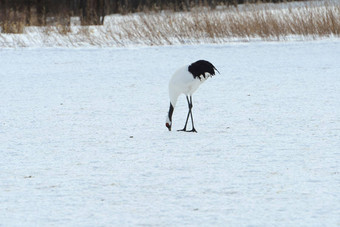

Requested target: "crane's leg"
[
  {"left": 177, "top": 96, "right": 191, "bottom": 132},
  {"left": 188, "top": 96, "right": 197, "bottom": 132},
  {"left": 178, "top": 96, "right": 197, "bottom": 133}
]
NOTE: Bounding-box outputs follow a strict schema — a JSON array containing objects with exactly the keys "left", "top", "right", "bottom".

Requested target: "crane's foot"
[
  {"left": 189, "top": 128, "right": 197, "bottom": 133},
  {"left": 177, "top": 128, "right": 197, "bottom": 133}
]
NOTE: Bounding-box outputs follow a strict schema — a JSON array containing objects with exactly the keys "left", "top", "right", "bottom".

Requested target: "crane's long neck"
[
  {"left": 167, "top": 103, "right": 174, "bottom": 122},
  {"left": 166, "top": 83, "right": 180, "bottom": 131},
  {"left": 166, "top": 103, "right": 174, "bottom": 131}
]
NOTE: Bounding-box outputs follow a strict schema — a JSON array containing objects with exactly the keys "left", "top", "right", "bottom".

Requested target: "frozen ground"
[{"left": 0, "top": 41, "right": 339, "bottom": 226}]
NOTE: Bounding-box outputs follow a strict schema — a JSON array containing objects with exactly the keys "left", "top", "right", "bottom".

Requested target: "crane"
[{"left": 165, "top": 60, "right": 219, "bottom": 132}]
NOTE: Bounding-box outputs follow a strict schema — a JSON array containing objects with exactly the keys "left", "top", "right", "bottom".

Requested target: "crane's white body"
[{"left": 168, "top": 65, "right": 208, "bottom": 107}]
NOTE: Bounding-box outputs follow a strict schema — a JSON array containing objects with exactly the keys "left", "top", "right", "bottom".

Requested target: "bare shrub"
[{"left": 1, "top": 9, "right": 26, "bottom": 33}]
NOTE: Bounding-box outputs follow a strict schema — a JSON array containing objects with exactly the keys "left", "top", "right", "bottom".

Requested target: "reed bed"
[{"left": 0, "top": 1, "right": 339, "bottom": 47}]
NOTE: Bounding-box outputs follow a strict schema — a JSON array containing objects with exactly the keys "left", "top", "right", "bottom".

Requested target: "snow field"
[{"left": 0, "top": 41, "right": 339, "bottom": 226}]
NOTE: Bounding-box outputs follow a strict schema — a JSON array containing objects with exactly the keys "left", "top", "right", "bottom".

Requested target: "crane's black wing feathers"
[{"left": 188, "top": 60, "right": 219, "bottom": 80}]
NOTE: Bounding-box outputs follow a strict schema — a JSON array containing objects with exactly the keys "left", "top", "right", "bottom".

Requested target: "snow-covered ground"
[{"left": 0, "top": 41, "right": 339, "bottom": 226}]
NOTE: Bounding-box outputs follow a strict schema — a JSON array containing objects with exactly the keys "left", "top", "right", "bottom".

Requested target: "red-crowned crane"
[{"left": 165, "top": 60, "right": 219, "bottom": 132}]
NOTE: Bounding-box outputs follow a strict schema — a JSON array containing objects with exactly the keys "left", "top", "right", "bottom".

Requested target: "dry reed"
[
  {"left": 111, "top": 1, "right": 340, "bottom": 45},
  {"left": 1, "top": 1, "right": 339, "bottom": 47}
]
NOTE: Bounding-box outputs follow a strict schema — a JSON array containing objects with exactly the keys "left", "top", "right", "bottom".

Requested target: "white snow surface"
[{"left": 0, "top": 41, "right": 340, "bottom": 226}]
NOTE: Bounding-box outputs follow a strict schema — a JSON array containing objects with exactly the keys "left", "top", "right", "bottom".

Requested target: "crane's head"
[{"left": 166, "top": 117, "right": 172, "bottom": 131}]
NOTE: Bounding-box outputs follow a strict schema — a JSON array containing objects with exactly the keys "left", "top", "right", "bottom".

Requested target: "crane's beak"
[{"left": 166, "top": 123, "right": 171, "bottom": 131}]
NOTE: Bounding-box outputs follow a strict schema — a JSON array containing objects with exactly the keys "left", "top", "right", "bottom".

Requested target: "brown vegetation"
[
  {"left": 0, "top": 0, "right": 308, "bottom": 33},
  {"left": 0, "top": 1, "right": 339, "bottom": 47},
  {"left": 111, "top": 1, "right": 340, "bottom": 45}
]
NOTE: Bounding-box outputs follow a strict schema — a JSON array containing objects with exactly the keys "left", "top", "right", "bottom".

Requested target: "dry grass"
[
  {"left": 1, "top": 1, "right": 339, "bottom": 47},
  {"left": 110, "top": 1, "right": 340, "bottom": 45},
  {"left": 0, "top": 9, "right": 26, "bottom": 34}
]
